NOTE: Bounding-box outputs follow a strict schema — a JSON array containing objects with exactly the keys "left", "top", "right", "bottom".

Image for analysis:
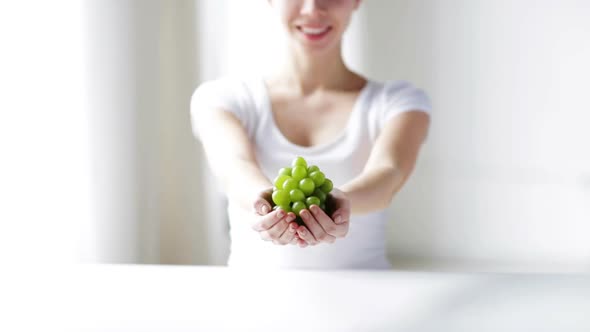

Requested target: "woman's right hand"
[{"left": 250, "top": 189, "right": 305, "bottom": 246}]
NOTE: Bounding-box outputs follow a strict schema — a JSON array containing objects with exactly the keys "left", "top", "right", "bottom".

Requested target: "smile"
[{"left": 296, "top": 26, "right": 332, "bottom": 41}]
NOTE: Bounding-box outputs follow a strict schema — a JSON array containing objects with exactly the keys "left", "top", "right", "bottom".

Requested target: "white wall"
[
  {"left": 363, "top": 0, "right": 590, "bottom": 272},
  {"left": 84, "top": 0, "right": 209, "bottom": 265},
  {"left": 0, "top": 0, "right": 90, "bottom": 264},
  {"left": 84, "top": 0, "right": 160, "bottom": 263},
  {"left": 158, "top": 0, "right": 210, "bottom": 265}
]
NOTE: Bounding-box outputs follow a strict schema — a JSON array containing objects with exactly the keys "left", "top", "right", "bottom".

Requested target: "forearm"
[
  {"left": 341, "top": 110, "right": 429, "bottom": 215},
  {"left": 197, "top": 111, "right": 273, "bottom": 210},
  {"left": 339, "top": 165, "right": 409, "bottom": 215},
  {"left": 222, "top": 158, "right": 272, "bottom": 210}
]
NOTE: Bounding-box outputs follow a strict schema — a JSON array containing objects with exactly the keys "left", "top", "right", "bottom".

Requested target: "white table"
[{"left": 4, "top": 264, "right": 590, "bottom": 331}]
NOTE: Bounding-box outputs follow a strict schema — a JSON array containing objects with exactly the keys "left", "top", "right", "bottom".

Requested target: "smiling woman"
[{"left": 191, "top": 0, "right": 432, "bottom": 269}]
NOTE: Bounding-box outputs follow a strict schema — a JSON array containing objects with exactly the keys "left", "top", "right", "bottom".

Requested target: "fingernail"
[
  {"left": 277, "top": 209, "right": 285, "bottom": 218},
  {"left": 289, "top": 225, "right": 296, "bottom": 233},
  {"left": 334, "top": 215, "right": 343, "bottom": 224},
  {"left": 261, "top": 205, "right": 269, "bottom": 214},
  {"left": 300, "top": 210, "right": 308, "bottom": 218},
  {"left": 298, "top": 228, "right": 306, "bottom": 235}
]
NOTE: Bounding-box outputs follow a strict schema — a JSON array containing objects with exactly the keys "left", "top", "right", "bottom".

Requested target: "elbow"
[{"left": 381, "top": 166, "right": 409, "bottom": 208}]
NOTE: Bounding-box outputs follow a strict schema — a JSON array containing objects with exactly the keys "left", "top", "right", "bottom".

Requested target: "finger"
[
  {"left": 265, "top": 212, "right": 296, "bottom": 242},
  {"left": 326, "top": 189, "right": 351, "bottom": 221},
  {"left": 252, "top": 209, "right": 287, "bottom": 232},
  {"left": 297, "top": 238, "right": 308, "bottom": 248},
  {"left": 277, "top": 222, "right": 298, "bottom": 245},
  {"left": 328, "top": 207, "right": 350, "bottom": 238},
  {"left": 296, "top": 225, "right": 318, "bottom": 245},
  {"left": 293, "top": 233, "right": 308, "bottom": 247},
  {"left": 253, "top": 196, "right": 272, "bottom": 215},
  {"left": 260, "top": 215, "right": 290, "bottom": 242},
  {"left": 330, "top": 208, "right": 350, "bottom": 225},
  {"left": 300, "top": 209, "right": 336, "bottom": 244},
  {"left": 309, "top": 204, "right": 344, "bottom": 237}
]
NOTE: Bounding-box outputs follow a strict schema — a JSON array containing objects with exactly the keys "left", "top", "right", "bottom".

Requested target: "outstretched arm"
[
  {"left": 195, "top": 108, "right": 271, "bottom": 211},
  {"left": 340, "top": 110, "right": 430, "bottom": 215},
  {"left": 195, "top": 108, "right": 306, "bottom": 245}
]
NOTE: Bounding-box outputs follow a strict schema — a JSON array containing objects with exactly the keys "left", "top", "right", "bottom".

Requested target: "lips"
[{"left": 296, "top": 25, "right": 332, "bottom": 41}]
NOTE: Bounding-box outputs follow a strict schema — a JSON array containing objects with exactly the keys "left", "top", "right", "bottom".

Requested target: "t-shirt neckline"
[{"left": 259, "top": 78, "right": 373, "bottom": 154}]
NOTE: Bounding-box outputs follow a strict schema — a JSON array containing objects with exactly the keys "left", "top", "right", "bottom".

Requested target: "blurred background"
[{"left": 2, "top": 0, "right": 589, "bottom": 273}]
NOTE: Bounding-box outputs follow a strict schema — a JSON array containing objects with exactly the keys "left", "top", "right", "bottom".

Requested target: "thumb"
[
  {"left": 253, "top": 197, "right": 272, "bottom": 215},
  {"left": 332, "top": 212, "right": 347, "bottom": 224},
  {"left": 331, "top": 206, "right": 350, "bottom": 224}
]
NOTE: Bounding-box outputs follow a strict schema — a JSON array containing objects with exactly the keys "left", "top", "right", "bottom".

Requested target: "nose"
[{"left": 301, "top": 0, "right": 326, "bottom": 15}]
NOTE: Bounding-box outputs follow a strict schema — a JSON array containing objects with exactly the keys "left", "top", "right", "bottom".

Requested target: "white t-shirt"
[{"left": 191, "top": 76, "right": 431, "bottom": 269}]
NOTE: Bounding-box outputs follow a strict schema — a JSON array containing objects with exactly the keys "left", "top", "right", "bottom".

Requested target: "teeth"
[{"left": 300, "top": 27, "right": 328, "bottom": 35}]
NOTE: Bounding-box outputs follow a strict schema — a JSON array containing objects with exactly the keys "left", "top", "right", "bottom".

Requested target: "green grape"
[
  {"left": 309, "top": 171, "right": 325, "bottom": 187},
  {"left": 292, "top": 156, "right": 308, "bottom": 168},
  {"left": 320, "top": 178, "right": 333, "bottom": 193},
  {"left": 291, "top": 201, "right": 306, "bottom": 216},
  {"left": 291, "top": 165, "right": 307, "bottom": 181},
  {"left": 313, "top": 188, "right": 327, "bottom": 203},
  {"left": 273, "top": 174, "right": 291, "bottom": 190},
  {"left": 299, "top": 178, "right": 315, "bottom": 196},
  {"left": 278, "top": 167, "right": 292, "bottom": 176},
  {"left": 282, "top": 178, "right": 298, "bottom": 192},
  {"left": 289, "top": 189, "right": 305, "bottom": 202},
  {"left": 273, "top": 204, "right": 291, "bottom": 213},
  {"left": 306, "top": 196, "right": 321, "bottom": 208},
  {"left": 272, "top": 189, "right": 290, "bottom": 206},
  {"left": 272, "top": 157, "right": 333, "bottom": 218}
]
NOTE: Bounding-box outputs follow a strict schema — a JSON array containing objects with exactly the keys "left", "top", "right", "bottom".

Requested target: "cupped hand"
[
  {"left": 250, "top": 189, "right": 305, "bottom": 246},
  {"left": 296, "top": 188, "right": 350, "bottom": 246}
]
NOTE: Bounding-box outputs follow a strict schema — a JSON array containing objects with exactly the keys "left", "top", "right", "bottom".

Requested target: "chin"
[{"left": 293, "top": 35, "right": 341, "bottom": 56}]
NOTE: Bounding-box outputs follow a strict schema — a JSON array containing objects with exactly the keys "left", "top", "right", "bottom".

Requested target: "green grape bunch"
[{"left": 271, "top": 156, "right": 333, "bottom": 226}]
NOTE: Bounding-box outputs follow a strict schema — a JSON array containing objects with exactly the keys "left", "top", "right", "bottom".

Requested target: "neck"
[{"left": 275, "top": 42, "right": 355, "bottom": 95}]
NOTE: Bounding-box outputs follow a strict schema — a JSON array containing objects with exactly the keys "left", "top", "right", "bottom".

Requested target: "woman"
[{"left": 191, "top": 0, "right": 431, "bottom": 269}]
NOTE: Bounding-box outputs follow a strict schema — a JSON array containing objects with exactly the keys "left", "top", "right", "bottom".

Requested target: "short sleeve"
[
  {"left": 379, "top": 80, "right": 432, "bottom": 124},
  {"left": 190, "top": 77, "right": 257, "bottom": 141}
]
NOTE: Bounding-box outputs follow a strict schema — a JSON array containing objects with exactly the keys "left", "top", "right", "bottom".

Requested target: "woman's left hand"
[{"left": 296, "top": 188, "right": 350, "bottom": 246}]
